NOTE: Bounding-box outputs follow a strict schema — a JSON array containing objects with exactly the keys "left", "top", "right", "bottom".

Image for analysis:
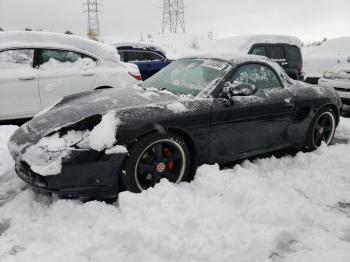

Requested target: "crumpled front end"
[{"left": 8, "top": 111, "right": 129, "bottom": 197}]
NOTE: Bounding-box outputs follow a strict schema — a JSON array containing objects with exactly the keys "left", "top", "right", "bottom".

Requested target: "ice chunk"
[{"left": 89, "top": 111, "right": 120, "bottom": 152}]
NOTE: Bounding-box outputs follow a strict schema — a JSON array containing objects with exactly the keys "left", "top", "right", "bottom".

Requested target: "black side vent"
[{"left": 294, "top": 107, "right": 311, "bottom": 122}]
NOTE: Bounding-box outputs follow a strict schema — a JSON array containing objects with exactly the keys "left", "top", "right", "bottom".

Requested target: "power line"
[
  {"left": 84, "top": 0, "right": 101, "bottom": 40},
  {"left": 162, "top": 0, "right": 185, "bottom": 33}
]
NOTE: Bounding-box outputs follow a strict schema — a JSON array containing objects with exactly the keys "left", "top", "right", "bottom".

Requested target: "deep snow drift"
[{"left": 0, "top": 118, "right": 350, "bottom": 262}]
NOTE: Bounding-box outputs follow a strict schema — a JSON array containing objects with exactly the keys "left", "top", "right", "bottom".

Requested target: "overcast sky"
[{"left": 0, "top": 0, "right": 349, "bottom": 43}]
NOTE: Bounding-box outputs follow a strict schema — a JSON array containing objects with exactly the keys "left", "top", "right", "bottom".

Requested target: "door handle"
[{"left": 19, "top": 76, "right": 36, "bottom": 81}]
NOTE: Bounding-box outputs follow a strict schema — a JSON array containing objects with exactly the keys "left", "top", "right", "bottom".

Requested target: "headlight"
[
  {"left": 323, "top": 71, "right": 335, "bottom": 79},
  {"left": 55, "top": 115, "right": 103, "bottom": 150}
]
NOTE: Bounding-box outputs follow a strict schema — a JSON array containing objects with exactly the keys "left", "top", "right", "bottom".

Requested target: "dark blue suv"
[{"left": 113, "top": 43, "right": 171, "bottom": 80}]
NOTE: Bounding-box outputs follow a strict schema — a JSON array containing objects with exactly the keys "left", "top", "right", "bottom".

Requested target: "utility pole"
[
  {"left": 84, "top": 0, "right": 101, "bottom": 40},
  {"left": 162, "top": 0, "right": 185, "bottom": 33}
]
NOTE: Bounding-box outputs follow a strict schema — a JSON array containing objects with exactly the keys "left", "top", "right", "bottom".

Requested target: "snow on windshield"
[{"left": 144, "top": 58, "right": 231, "bottom": 96}]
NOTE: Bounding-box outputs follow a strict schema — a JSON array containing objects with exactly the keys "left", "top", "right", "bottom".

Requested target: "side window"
[
  {"left": 285, "top": 46, "right": 300, "bottom": 62},
  {"left": 251, "top": 46, "right": 266, "bottom": 57},
  {"left": 42, "top": 49, "right": 82, "bottom": 64},
  {"left": 0, "top": 49, "right": 34, "bottom": 68},
  {"left": 118, "top": 51, "right": 126, "bottom": 62},
  {"left": 147, "top": 52, "right": 164, "bottom": 61},
  {"left": 269, "top": 46, "right": 285, "bottom": 60},
  {"left": 40, "top": 49, "right": 96, "bottom": 69},
  {"left": 127, "top": 51, "right": 148, "bottom": 62},
  {"left": 232, "top": 64, "right": 282, "bottom": 91}
]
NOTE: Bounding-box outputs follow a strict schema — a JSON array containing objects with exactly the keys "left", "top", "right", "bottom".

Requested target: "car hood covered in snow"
[
  {"left": 27, "top": 86, "right": 180, "bottom": 135},
  {"left": 9, "top": 85, "right": 206, "bottom": 159}
]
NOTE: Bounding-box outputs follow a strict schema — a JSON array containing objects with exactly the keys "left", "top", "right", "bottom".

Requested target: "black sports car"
[{"left": 8, "top": 55, "right": 342, "bottom": 197}]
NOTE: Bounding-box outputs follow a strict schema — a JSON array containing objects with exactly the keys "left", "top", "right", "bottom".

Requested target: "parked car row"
[
  {"left": 0, "top": 31, "right": 344, "bottom": 197},
  {"left": 8, "top": 54, "right": 342, "bottom": 197},
  {"left": 112, "top": 42, "right": 171, "bottom": 80}
]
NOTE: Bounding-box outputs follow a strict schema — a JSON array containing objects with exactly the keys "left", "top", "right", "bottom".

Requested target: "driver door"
[
  {"left": 0, "top": 49, "right": 41, "bottom": 119},
  {"left": 210, "top": 63, "right": 295, "bottom": 163}
]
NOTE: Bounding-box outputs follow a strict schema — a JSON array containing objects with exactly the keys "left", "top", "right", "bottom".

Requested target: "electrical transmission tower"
[
  {"left": 84, "top": 0, "right": 101, "bottom": 40},
  {"left": 162, "top": 0, "right": 185, "bottom": 33}
]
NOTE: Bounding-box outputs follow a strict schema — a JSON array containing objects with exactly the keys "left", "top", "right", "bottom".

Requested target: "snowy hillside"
[
  {"left": 102, "top": 33, "right": 302, "bottom": 60},
  {"left": 102, "top": 33, "right": 212, "bottom": 60},
  {"left": 103, "top": 33, "right": 350, "bottom": 79},
  {"left": 1, "top": 119, "right": 350, "bottom": 262},
  {"left": 302, "top": 37, "right": 350, "bottom": 78}
]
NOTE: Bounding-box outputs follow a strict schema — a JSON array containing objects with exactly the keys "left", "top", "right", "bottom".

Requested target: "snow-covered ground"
[{"left": 1, "top": 118, "right": 350, "bottom": 262}]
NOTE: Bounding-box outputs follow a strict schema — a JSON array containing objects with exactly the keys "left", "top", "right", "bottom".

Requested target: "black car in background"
[
  {"left": 249, "top": 43, "right": 304, "bottom": 81},
  {"left": 112, "top": 43, "right": 171, "bottom": 80},
  {"left": 9, "top": 54, "right": 341, "bottom": 198}
]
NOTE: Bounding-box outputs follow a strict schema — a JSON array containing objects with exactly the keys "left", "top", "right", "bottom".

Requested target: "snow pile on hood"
[
  {"left": 303, "top": 37, "right": 350, "bottom": 77},
  {"left": 0, "top": 119, "right": 350, "bottom": 261},
  {"left": 0, "top": 31, "right": 121, "bottom": 63},
  {"left": 20, "top": 111, "right": 121, "bottom": 176},
  {"left": 89, "top": 111, "right": 120, "bottom": 152},
  {"left": 166, "top": 102, "right": 188, "bottom": 113}
]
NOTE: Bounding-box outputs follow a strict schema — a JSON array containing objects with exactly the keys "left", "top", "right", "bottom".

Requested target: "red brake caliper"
[{"left": 164, "top": 148, "right": 174, "bottom": 171}]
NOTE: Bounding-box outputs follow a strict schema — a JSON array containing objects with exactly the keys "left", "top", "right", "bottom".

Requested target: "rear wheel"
[
  {"left": 123, "top": 133, "right": 190, "bottom": 193},
  {"left": 304, "top": 107, "right": 336, "bottom": 151}
]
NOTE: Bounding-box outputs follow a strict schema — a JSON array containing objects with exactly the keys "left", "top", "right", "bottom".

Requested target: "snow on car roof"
[
  {"left": 212, "top": 34, "right": 302, "bottom": 54},
  {"left": 182, "top": 52, "right": 274, "bottom": 64},
  {"left": 110, "top": 41, "right": 167, "bottom": 54},
  {"left": 0, "top": 31, "right": 120, "bottom": 63}
]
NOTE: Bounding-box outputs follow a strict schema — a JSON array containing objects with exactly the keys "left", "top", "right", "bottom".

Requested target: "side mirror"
[
  {"left": 347, "top": 57, "right": 350, "bottom": 63},
  {"left": 222, "top": 82, "right": 257, "bottom": 98}
]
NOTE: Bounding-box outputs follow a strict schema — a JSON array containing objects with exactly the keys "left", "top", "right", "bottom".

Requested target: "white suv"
[{"left": 0, "top": 31, "right": 141, "bottom": 121}]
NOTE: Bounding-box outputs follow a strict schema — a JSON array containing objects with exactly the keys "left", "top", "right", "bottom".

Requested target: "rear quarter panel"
[{"left": 287, "top": 81, "right": 341, "bottom": 146}]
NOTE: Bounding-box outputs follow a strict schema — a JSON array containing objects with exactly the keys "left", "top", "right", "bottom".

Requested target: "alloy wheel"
[
  {"left": 312, "top": 111, "right": 336, "bottom": 148},
  {"left": 134, "top": 139, "right": 186, "bottom": 191}
]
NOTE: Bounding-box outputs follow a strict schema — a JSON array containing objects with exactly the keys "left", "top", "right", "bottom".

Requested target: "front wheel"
[
  {"left": 304, "top": 107, "right": 336, "bottom": 151},
  {"left": 123, "top": 132, "right": 191, "bottom": 193}
]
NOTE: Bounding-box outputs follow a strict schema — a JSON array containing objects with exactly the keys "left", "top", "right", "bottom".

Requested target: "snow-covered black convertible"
[{"left": 8, "top": 54, "right": 342, "bottom": 197}]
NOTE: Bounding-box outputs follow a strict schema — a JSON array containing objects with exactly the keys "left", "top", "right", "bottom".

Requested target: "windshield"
[{"left": 143, "top": 58, "right": 232, "bottom": 96}]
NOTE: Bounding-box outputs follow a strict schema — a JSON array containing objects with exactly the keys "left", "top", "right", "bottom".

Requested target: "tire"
[
  {"left": 123, "top": 132, "right": 191, "bottom": 193},
  {"left": 304, "top": 107, "right": 336, "bottom": 152}
]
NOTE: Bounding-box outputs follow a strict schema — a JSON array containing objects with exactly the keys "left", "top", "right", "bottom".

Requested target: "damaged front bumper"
[{"left": 15, "top": 149, "right": 127, "bottom": 198}]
